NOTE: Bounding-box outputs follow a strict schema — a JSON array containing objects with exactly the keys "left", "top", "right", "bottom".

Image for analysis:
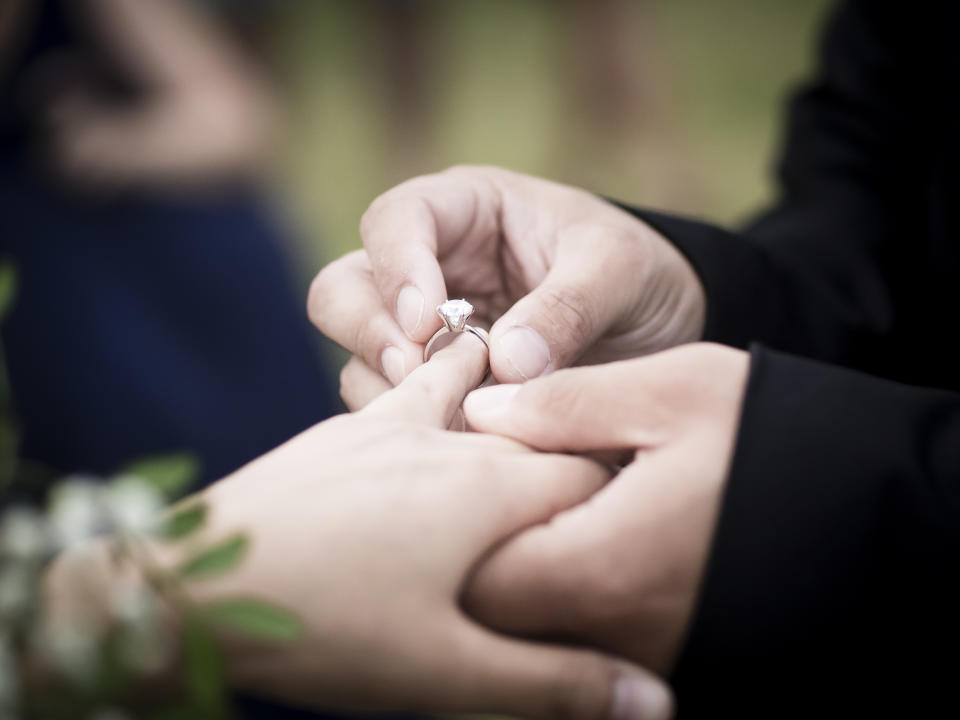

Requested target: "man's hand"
[
  {"left": 46, "top": 335, "right": 673, "bottom": 720},
  {"left": 309, "top": 166, "right": 705, "bottom": 405},
  {"left": 461, "top": 343, "right": 749, "bottom": 674}
]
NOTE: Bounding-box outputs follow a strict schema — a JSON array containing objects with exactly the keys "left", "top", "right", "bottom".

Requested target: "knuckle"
[
  {"left": 539, "top": 285, "right": 598, "bottom": 344},
  {"left": 514, "top": 374, "right": 592, "bottom": 447},
  {"left": 351, "top": 320, "right": 377, "bottom": 364},
  {"left": 604, "top": 226, "right": 645, "bottom": 257},
  {"left": 358, "top": 198, "right": 386, "bottom": 240},
  {"left": 306, "top": 252, "right": 362, "bottom": 329},
  {"left": 360, "top": 191, "right": 410, "bottom": 242},
  {"left": 442, "top": 163, "right": 480, "bottom": 177},
  {"left": 443, "top": 164, "right": 507, "bottom": 194},
  {"left": 361, "top": 173, "right": 437, "bottom": 239},
  {"left": 404, "top": 372, "right": 448, "bottom": 410}
]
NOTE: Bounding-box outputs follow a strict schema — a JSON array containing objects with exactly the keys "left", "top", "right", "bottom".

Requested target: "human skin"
[
  {"left": 324, "top": 338, "right": 747, "bottom": 676},
  {"left": 462, "top": 343, "right": 750, "bottom": 675},
  {"left": 25, "top": 0, "right": 276, "bottom": 188},
  {"left": 308, "top": 165, "right": 705, "bottom": 393},
  {"left": 307, "top": 167, "right": 742, "bottom": 675},
  {"left": 42, "top": 335, "right": 674, "bottom": 720}
]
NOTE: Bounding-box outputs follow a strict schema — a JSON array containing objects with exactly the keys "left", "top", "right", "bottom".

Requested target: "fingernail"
[
  {"left": 463, "top": 383, "right": 521, "bottom": 418},
  {"left": 499, "top": 326, "right": 550, "bottom": 380},
  {"left": 610, "top": 676, "right": 673, "bottom": 720},
  {"left": 380, "top": 346, "right": 406, "bottom": 386},
  {"left": 396, "top": 286, "right": 425, "bottom": 339}
]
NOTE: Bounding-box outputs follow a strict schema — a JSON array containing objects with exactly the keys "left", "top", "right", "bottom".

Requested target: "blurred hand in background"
[
  {"left": 0, "top": 0, "right": 341, "bottom": 493},
  {"left": 20, "top": 0, "right": 276, "bottom": 190}
]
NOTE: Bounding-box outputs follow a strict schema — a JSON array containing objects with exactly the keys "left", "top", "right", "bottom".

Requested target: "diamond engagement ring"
[{"left": 423, "top": 299, "right": 490, "bottom": 363}]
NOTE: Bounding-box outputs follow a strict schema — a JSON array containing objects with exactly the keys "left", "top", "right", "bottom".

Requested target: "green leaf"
[
  {"left": 0, "top": 262, "right": 16, "bottom": 321},
  {"left": 202, "top": 598, "right": 302, "bottom": 643},
  {"left": 182, "top": 615, "right": 225, "bottom": 718},
  {"left": 121, "top": 453, "right": 199, "bottom": 498},
  {"left": 178, "top": 533, "right": 248, "bottom": 580},
  {"left": 157, "top": 501, "right": 207, "bottom": 540}
]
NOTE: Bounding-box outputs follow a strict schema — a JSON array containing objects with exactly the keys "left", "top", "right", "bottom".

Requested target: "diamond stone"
[{"left": 437, "top": 298, "right": 474, "bottom": 331}]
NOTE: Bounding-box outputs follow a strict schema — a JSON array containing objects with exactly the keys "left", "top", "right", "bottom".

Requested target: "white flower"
[
  {"left": 0, "top": 506, "right": 50, "bottom": 560},
  {"left": 0, "top": 564, "right": 33, "bottom": 619},
  {"left": 103, "top": 476, "right": 164, "bottom": 535},
  {"left": 48, "top": 478, "right": 110, "bottom": 549}
]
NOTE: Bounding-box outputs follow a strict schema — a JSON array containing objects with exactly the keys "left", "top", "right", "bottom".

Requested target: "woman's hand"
[
  {"left": 309, "top": 166, "right": 705, "bottom": 402},
  {"left": 47, "top": 335, "right": 673, "bottom": 720},
  {"left": 461, "top": 343, "right": 750, "bottom": 675}
]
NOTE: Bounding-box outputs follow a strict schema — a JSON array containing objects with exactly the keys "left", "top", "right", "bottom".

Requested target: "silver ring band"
[
  {"left": 423, "top": 299, "right": 492, "bottom": 385},
  {"left": 423, "top": 324, "right": 489, "bottom": 362}
]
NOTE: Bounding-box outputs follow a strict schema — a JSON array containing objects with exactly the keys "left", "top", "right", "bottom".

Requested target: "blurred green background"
[{"left": 260, "top": 0, "right": 834, "bottom": 280}]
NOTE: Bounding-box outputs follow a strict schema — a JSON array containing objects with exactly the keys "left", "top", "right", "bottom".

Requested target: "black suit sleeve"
[
  {"left": 606, "top": 1, "right": 960, "bottom": 715},
  {"left": 671, "top": 345, "right": 960, "bottom": 717},
  {"left": 616, "top": 0, "right": 935, "bottom": 377}
]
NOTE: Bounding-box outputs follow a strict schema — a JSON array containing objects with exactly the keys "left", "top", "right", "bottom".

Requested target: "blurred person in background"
[{"left": 0, "top": 0, "right": 338, "bottom": 488}]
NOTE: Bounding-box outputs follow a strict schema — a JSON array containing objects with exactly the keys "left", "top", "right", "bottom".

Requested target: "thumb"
[
  {"left": 446, "top": 623, "right": 674, "bottom": 720},
  {"left": 488, "top": 225, "right": 644, "bottom": 382},
  {"left": 464, "top": 361, "right": 657, "bottom": 453}
]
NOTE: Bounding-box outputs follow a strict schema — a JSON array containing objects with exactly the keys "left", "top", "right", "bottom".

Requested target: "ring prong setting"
[
  {"left": 424, "top": 298, "right": 491, "bottom": 384},
  {"left": 436, "top": 298, "right": 474, "bottom": 332}
]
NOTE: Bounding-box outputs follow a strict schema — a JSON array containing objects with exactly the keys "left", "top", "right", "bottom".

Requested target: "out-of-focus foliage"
[
  {"left": 266, "top": 0, "right": 833, "bottom": 271},
  {"left": 0, "top": 463, "right": 302, "bottom": 719},
  {"left": 0, "top": 274, "right": 300, "bottom": 719}
]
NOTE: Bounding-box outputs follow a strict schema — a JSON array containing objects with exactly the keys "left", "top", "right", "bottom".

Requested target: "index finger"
[
  {"left": 361, "top": 332, "right": 490, "bottom": 428},
  {"left": 360, "top": 166, "right": 503, "bottom": 343}
]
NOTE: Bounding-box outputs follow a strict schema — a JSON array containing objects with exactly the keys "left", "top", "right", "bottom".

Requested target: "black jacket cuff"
[
  {"left": 609, "top": 202, "right": 785, "bottom": 350},
  {"left": 671, "top": 345, "right": 960, "bottom": 717}
]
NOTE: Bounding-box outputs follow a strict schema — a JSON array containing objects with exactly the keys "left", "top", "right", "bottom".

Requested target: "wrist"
[{"left": 630, "top": 222, "right": 707, "bottom": 351}]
